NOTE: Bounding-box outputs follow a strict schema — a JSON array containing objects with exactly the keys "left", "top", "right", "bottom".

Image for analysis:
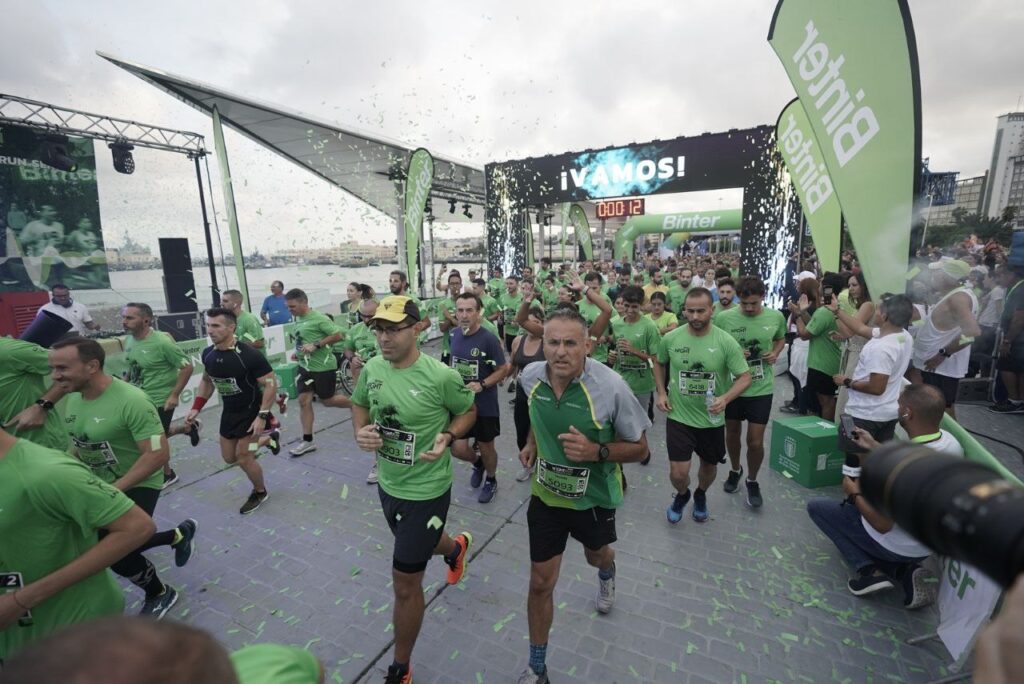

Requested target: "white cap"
[{"left": 794, "top": 270, "right": 816, "bottom": 282}]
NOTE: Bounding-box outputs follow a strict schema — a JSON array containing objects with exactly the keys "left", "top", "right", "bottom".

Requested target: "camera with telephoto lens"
[{"left": 860, "top": 442, "right": 1024, "bottom": 588}]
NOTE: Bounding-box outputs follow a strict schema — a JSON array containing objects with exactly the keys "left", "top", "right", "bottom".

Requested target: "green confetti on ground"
[
  {"left": 557, "top": 601, "right": 567, "bottom": 610},
  {"left": 771, "top": 546, "right": 784, "bottom": 559},
  {"left": 493, "top": 612, "right": 516, "bottom": 632},
  {"left": 671, "top": 663, "right": 677, "bottom": 673},
  {"left": 780, "top": 633, "right": 800, "bottom": 642},
  {"left": 179, "top": 608, "right": 190, "bottom": 618},
  {"left": 350, "top": 566, "right": 361, "bottom": 577},
  {"left": 568, "top": 666, "right": 577, "bottom": 676},
  {"left": 450, "top": 650, "right": 459, "bottom": 660},
  {"left": 227, "top": 628, "right": 239, "bottom": 635},
  {"left": 341, "top": 484, "right": 349, "bottom": 500},
  {"left": 629, "top": 665, "right": 640, "bottom": 678},
  {"left": 332, "top": 671, "right": 343, "bottom": 684},
  {"left": 687, "top": 642, "right": 699, "bottom": 654},
  {"left": 304, "top": 638, "right": 321, "bottom": 649},
  {"left": 476, "top": 673, "right": 483, "bottom": 684}
]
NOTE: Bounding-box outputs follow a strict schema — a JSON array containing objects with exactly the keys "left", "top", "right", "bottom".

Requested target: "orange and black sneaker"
[
  {"left": 445, "top": 532, "right": 473, "bottom": 585},
  {"left": 384, "top": 664, "right": 412, "bottom": 683}
]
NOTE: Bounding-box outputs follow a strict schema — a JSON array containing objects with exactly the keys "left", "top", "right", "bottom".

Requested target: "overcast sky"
[{"left": 1, "top": 0, "right": 1021, "bottom": 258}]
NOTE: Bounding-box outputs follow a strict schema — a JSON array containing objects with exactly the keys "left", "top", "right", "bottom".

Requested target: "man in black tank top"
[{"left": 185, "top": 308, "right": 281, "bottom": 515}]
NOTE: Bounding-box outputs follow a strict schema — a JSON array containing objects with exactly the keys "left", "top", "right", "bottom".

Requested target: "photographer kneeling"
[{"left": 807, "top": 384, "right": 962, "bottom": 608}]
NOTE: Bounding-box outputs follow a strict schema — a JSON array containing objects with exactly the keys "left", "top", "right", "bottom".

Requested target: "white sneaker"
[
  {"left": 596, "top": 565, "right": 615, "bottom": 614},
  {"left": 516, "top": 668, "right": 550, "bottom": 684},
  {"left": 289, "top": 441, "right": 317, "bottom": 457},
  {"left": 516, "top": 465, "right": 533, "bottom": 482},
  {"left": 366, "top": 462, "right": 379, "bottom": 484}
]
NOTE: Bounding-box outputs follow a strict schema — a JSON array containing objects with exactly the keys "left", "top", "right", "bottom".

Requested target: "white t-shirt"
[
  {"left": 863, "top": 429, "right": 964, "bottom": 557},
  {"left": 845, "top": 330, "right": 914, "bottom": 421},
  {"left": 38, "top": 300, "right": 94, "bottom": 334},
  {"left": 978, "top": 286, "right": 1005, "bottom": 328}
]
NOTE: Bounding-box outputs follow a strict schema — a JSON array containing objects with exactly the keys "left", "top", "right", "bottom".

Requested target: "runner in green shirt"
[
  {"left": 715, "top": 277, "right": 787, "bottom": 508},
  {"left": 51, "top": 337, "right": 197, "bottom": 620},
  {"left": 122, "top": 302, "right": 196, "bottom": 486},
  {"left": 793, "top": 278, "right": 843, "bottom": 422},
  {"left": 579, "top": 271, "right": 613, "bottom": 364},
  {"left": 668, "top": 267, "right": 694, "bottom": 317},
  {"left": 0, "top": 337, "right": 69, "bottom": 450},
  {"left": 487, "top": 266, "right": 505, "bottom": 300},
  {"left": 516, "top": 308, "right": 651, "bottom": 682},
  {"left": 499, "top": 276, "right": 525, "bottom": 353},
  {"left": 388, "top": 270, "right": 433, "bottom": 349},
  {"left": 654, "top": 287, "right": 751, "bottom": 524},
  {"left": 0, "top": 431, "right": 154, "bottom": 660},
  {"left": 711, "top": 278, "right": 737, "bottom": 321},
  {"left": 471, "top": 278, "right": 502, "bottom": 325},
  {"left": 285, "top": 288, "right": 349, "bottom": 457},
  {"left": 351, "top": 295, "right": 476, "bottom": 684},
  {"left": 436, "top": 273, "right": 463, "bottom": 366},
  {"left": 220, "top": 289, "right": 266, "bottom": 355},
  {"left": 645, "top": 292, "right": 680, "bottom": 335}
]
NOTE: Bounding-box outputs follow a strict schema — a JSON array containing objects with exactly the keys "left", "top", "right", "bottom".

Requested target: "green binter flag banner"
[
  {"left": 569, "top": 204, "right": 592, "bottom": 261},
  {"left": 403, "top": 148, "right": 433, "bottom": 291}
]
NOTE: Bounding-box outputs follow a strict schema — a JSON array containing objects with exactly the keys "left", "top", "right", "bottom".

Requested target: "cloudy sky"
[{"left": 1, "top": 0, "right": 1021, "bottom": 258}]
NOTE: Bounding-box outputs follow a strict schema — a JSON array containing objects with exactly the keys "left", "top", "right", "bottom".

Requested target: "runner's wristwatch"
[
  {"left": 598, "top": 445, "right": 610, "bottom": 463},
  {"left": 35, "top": 399, "right": 55, "bottom": 411}
]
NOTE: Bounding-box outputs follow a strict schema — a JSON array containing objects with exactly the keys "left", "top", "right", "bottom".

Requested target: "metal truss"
[{"left": 0, "top": 93, "right": 206, "bottom": 157}]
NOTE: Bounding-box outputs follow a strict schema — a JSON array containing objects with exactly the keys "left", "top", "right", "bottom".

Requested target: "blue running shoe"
[{"left": 666, "top": 491, "right": 690, "bottom": 524}]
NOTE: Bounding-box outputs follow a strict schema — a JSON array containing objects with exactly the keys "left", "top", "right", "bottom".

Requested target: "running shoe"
[
  {"left": 640, "top": 453, "right": 651, "bottom": 466},
  {"left": 902, "top": 564, "right": 937, "bottom": 609},
  {"left": 723, "top": 467, "right": 744, "bottom": 493},
  {"left": 779, "top": 402, "right": 802, "bottom": 415},
  {"left": 140, "top": 586, "right": 178, "bottom": 619},
  {"left": 188, "top": 419, "right": 202, "bottom": 447},
  {"left": 989, "top": 400, "right": 1024, "bottom": 414},
  {"left": 692, "top": 491, "right": 709, "bottom": 523},
  {"left": 384, "top": 664, "right": 413, "bottom": 684},
  {"left": 289, "top": 440, "right": 317, "bottom": 457},
  {"left": 268, "top": 430, "right": 281, "bottom": 456},
  {"left": 478, "top": 479, "right": 497, "bottom": 504},
  {"left": 367, "top": 462, "right": 379, "bottom": 484},
  {"left": 666, "top": 491, "right": 690, "bottom": 524},
  {"left": 470, "top": 461, "right": 485, "bottom": 489},
  {"left": 516, "top": 668, "right": 550, "bottom": 684},
  {"left": 446, "top": 532, "right": 473, "bottom": 585},
  {"left": 276, "top": 393, "right": 288, "bottom": 414},
  {"left": 596, "top": 563, "right": 615, "bottom": 614},
  {"left": 516, "top": 465, "right": 533, "bottom": 482},
  {"left": 240, "top": 490, "right": 268, "bottom": 515},
  {"left": 161, "top": 469, "right": 179, "bottom": 490},
  {"left": 745, "top": 480, "right": 764, "bottom": 508},
  {"left": 848, "top": 569, "right": 894, "bottom": 596},
  {"left": 173, "top": 518, "right": 198, "bottom": 567}
]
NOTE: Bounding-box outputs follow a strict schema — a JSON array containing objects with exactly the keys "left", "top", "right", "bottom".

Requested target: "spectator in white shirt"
[{"left": 38, "top": 284, "right": 100, "bottom": 335}]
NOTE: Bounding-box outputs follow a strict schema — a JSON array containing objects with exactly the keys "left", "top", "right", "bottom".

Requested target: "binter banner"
[{"left": 403, "top": 148, "right": 434, "bottom": 292}]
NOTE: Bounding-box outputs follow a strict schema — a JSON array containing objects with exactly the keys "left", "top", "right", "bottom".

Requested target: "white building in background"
[
  {"left": 925, "top": 174, "right": 988, "bottom": 226},
  {"left": 983, "top": 112, "right": 1024, "bottom": 221}
]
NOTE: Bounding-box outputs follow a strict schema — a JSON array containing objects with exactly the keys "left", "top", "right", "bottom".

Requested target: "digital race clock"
[{"left": 594, "top": 198, "right": 645, "bottom": 219}]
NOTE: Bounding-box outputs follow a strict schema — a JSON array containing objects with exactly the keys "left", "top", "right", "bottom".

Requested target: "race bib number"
[
  {"left": 72, "top": 436, "right": 119, "bottom": 469},
  {"left": 537, "top": 459, "right": 591, "bottom": 499},
  {"left": 678, "top": 371, "right": 715, "bottom": 396},
  {"left": 618, "top": 353, "right": 648, "bottom": 371},
  {"left": 452, "top": 355, "right": 479, "bottom": 382},
  {"left": 1, "top": 571, "right": 33, "bottom": 626},
  {"left": 377, "top": 424, "right": 416, "bottom": 466},
  {"left": 212, "top": 376, "right": 242, "bottom": 396},
  {"left": 748, "top": 359, "right": 765, "bottom": 381}
]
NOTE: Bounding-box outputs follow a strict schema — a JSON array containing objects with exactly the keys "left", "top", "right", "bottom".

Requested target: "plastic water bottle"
[{"left": 706, "top": 385, "right": 721, "bottom": 424}]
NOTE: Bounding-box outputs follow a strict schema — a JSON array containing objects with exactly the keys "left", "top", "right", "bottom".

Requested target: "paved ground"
[{"left": 136, "top": 347, "right": 1023, "bottom": 683}]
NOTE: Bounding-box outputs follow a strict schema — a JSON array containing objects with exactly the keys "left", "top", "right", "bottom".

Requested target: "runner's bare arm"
[
  {"left": 951, "top": 291, "right": 982, "bottom": 338},
  {"left": 164, "top": 362, "right": 194, "bottom": 411},
  {"left": 584, "top": 286, "right": 613, "bottom": 338},
  {"left": 112, "top": 435, "right": 169, "bottom": 492}
]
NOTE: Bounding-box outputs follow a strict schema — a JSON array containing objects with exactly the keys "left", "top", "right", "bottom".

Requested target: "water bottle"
[{"left": 706, "top": 385, "right": 721, "bottom": 424}]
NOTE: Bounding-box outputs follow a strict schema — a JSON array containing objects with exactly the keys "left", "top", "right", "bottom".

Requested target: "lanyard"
[{"left": 910, "top": 432, "right": 941, "bottom": 444}]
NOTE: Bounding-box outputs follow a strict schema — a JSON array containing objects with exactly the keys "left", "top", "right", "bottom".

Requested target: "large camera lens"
[{"left": 861, "top": 442, "right": 1024, "bottom": 588}]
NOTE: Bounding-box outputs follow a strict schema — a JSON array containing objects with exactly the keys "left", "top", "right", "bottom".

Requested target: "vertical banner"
[
  {"left": 776, "top": 98, "right": 842, "bottom": 272},
  {"left": 212, "top": 106, "right": 250, "bottom": 307},
  {"left": 523, "top": 210, "right": 535, "bottom": 269},
  {"left": 568, "top": 204, "right": 592, "bottom": 261},
  {"left": 560, "top": 202, "right": 570, "bottom": 263},
  {"left": 403, "top": 148, "right": 434, "bottom": 292},
  {"left": 768, "top": 0, "right": 921, "bottom": 297}
]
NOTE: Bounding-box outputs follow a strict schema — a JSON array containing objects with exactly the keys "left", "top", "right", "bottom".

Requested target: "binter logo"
[{"left": 559, "top": 150, "right": 685, "bottom": 196}]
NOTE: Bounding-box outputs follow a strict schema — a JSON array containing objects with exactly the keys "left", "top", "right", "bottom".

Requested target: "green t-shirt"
[
  {"left": 124, "top": 330, "right": 190, "bottom": 406},
  {"left": 438, "top": 297, "right": 457, "bottom": 354},
  {"left": 236, "top": 311, "right": 266, "bottom": 357},
  {"left": 578, "top": 300, "right": 608, "bottom": 363},
  {"left": 646, "top": 311, "right": 679, "bottom": 336},
  {"left": 499, "top": 291, "right": 524, "bottom": 336},
  {"left": 519, "top": 359, "right": 651, "bottom": 510},
  {"left": 806, "top": 307, "right": 842, "bottom": 375},
  {"left": 480, "top": 318, "right": 500, "bottom": 338},
  {"left": 657, "top": 325, "right": 749, "bottom": 428},
  {"left": 0, "top": 440, "right": 134, "bottom": 659},
  {"left": 231, "top": 644, "right": 321, "bottom": 684},
  {"left": 291, "top": 310, "right": 341, "bottom": 371},
  {"left": 481, "top": 294, "right": 501, "bottom": 321},
  {"left": 609, "top": 316, "right": 662, "bottom": 394},
  {"left": 0, "top": 338, "right": 68, "bottom": 450},
  {"left": 343, "top": 322, "right": 380, "bottom": 361},
  {"left": 64, "top": 378, "right": 166, "bottom": 491},
  {"left": 712, "top": 301, "right": 737, "bottom": 321},
  {"left": 351, "top": 353, "right": 475, "bottom": 500},
  {"left": 667, "top": 284, "right": 691, "bottom": 317},
  {"left": 487, "top": 277, "right": 504, "bottom": 298},
  {"left": 713, "top": 307, "right": 787, "bottom": 396}
]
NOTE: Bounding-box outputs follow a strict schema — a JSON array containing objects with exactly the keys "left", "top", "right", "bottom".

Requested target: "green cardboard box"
[
  {"left": 274, "top": 362, "right": 300, "bottom": 400},
  {"left": 769, "top": 416, "right": 844, "bottom": 488}
]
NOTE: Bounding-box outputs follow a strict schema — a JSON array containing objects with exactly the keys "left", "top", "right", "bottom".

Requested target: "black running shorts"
[
  {"left": 378, "top": 486, "right": 451, "bottom": 574},
  {"left": 526, "top": 495, "right": 617, "bottom": 564}
]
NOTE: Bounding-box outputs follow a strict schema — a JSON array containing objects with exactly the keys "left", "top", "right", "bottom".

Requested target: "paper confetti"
[{"left": 426, "top": 515, "right": 443, "bottom": 530}]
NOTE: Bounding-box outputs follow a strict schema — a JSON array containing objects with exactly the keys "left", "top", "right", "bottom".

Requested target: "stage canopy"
[{"left": 98, "top": 51, "right": 486, "bottom": 220}]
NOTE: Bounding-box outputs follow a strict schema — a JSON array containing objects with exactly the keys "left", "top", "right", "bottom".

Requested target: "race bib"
[
  {"left": 0, "top": 571, "right": 32, "bottom": 626},
  {"left": 452, "top": 355, "right": 480, "bottom": 382},
  {"left": 537, "top": 459, "right": 590, "bottom": 499},
  {"left": 678, "top": 371, "right": 715, "bottom": 396},
  {"left": 212, "top": 376, "right": 242, "bottom": 396},
  {"left": 748, "top": 359, "right": 765, "bottom": 381},
  {"left": 377, "top": 424, "right": 416, "bottom": 466},
  {"left": 72, "top": 436, "right": 119, "bottom": 470}
]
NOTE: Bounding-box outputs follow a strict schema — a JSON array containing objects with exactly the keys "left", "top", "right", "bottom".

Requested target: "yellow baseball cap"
[
  {"left": 372, "top": 295, "right": 421, "bottom": 323},
  {"left": 928, "top": 259, "right": 971, "bottom": 280}
]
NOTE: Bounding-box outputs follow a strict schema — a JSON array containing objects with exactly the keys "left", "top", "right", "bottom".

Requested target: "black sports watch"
[
  {"left": 842, "top": 378, "right": 853, "bottom": 388},
  {"left": 35, "top": 399, "right": 55, "bottom": 411},
  {"left": 939, "top": 348, "right": 951, "bottom": 358},
  {"left": 597, "top": 445, "right": 610, "bottom": 463}
]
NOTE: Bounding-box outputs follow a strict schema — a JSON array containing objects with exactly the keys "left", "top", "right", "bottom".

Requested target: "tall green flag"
[
  {"left": 403, "top": 148, "right": 433, "bottom": 291},
  {"left": 769, "top": 0, "right": 920, "bottom": 297},
  {"left": 560, "top": 203, "right": 570, "bottom": 263},
  {"left": 568, "top": 204, "right": 592, "bottom": 261},
  {"left": 776, "top": 98, "right": 842, "bottom": 272},
  {"left": 524, "top": 211, "right": 535, "bottom": 269}
]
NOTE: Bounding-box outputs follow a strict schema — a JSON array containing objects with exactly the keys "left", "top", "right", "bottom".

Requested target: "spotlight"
[
  {"left": 448, "top": 198, "right": 457, "bottom": 214},
  {"left": 39, "top": 134, "right": 77, "bottom": 172},
  {"left": 462, "top": 203, "right": 472, "bottom": 219},
  {"left": 424, "top": 198, "right": 432, "bottom": 214},
  {"left": 109, "top": 142, "right": 135, "bottom": 175}
]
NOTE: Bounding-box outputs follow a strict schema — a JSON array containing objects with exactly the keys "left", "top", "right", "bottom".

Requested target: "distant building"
[
  {"left": 925, "top": 174, "right": 988, "bottom": 226},
  {"left": 983, "top": 112, "right": 1024, "bottom": 219}
]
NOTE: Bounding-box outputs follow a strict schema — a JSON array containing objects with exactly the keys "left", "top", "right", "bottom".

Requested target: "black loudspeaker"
[
  {"left": 156, "top": 312, "right": 204, "bottom": 342},
  {"left": 19, "top": 310, "right": 73, "bottom": 348},
  {"left": 159, "top": 238, "right": 198, "bottom": 313}
]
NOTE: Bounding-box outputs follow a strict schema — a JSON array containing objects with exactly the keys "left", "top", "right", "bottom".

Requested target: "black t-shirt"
[
  {"left": 201, "top": 341, "right": 274, "bottom": 412},
  {"left": 1000, "top": 281, "right": 1024, "bottom": 335}
]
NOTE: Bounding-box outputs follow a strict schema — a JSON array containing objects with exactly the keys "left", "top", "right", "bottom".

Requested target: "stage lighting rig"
[
  {"left": 109, "top": 141, "right": 136, "bottom": 174},
  {"left": 462, "top": 204, "right": 472, "bottom": 219},
  {"left": 448, "top": 198, "right": 457, "bottom": 214},
  {"left": 39, "top": 133, "right": 77, "bottom": 172}
]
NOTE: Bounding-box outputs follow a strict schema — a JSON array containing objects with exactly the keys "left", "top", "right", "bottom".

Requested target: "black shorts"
[
  {"left": 297, "top": 366, "right": 336, "bottom": 399},
  {"left": 996, "top": 345, "right": 1024, "bottom": 373},
  {"left": 526, "top": 495, "right": 617, "bottom": 563},
  {"left": 666, "top": 418, "right": 726, "bottom": 465},
  {"left": 920, "top": 371, "right": 959, "bottom": 407},
  {"left": 464, "top": 415, "right": 500, "bottom": 443},
  {"left": 219, "top": 407, "right": 262, "bottom": 440},
  {"left": 807, "top": 368, "right": 838, "bottom": 397},
  {"left": 839, "top": 416, "right": 897, "bottom": 455},
  {"left": 724, "top": 395, "right": 773, "bottom": 425},
  {"left": 378, "top": 486, "right": 451, "bottom": 574},
  {"left": 156, "top": 407, "right": 174, "bottom": 434}
]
